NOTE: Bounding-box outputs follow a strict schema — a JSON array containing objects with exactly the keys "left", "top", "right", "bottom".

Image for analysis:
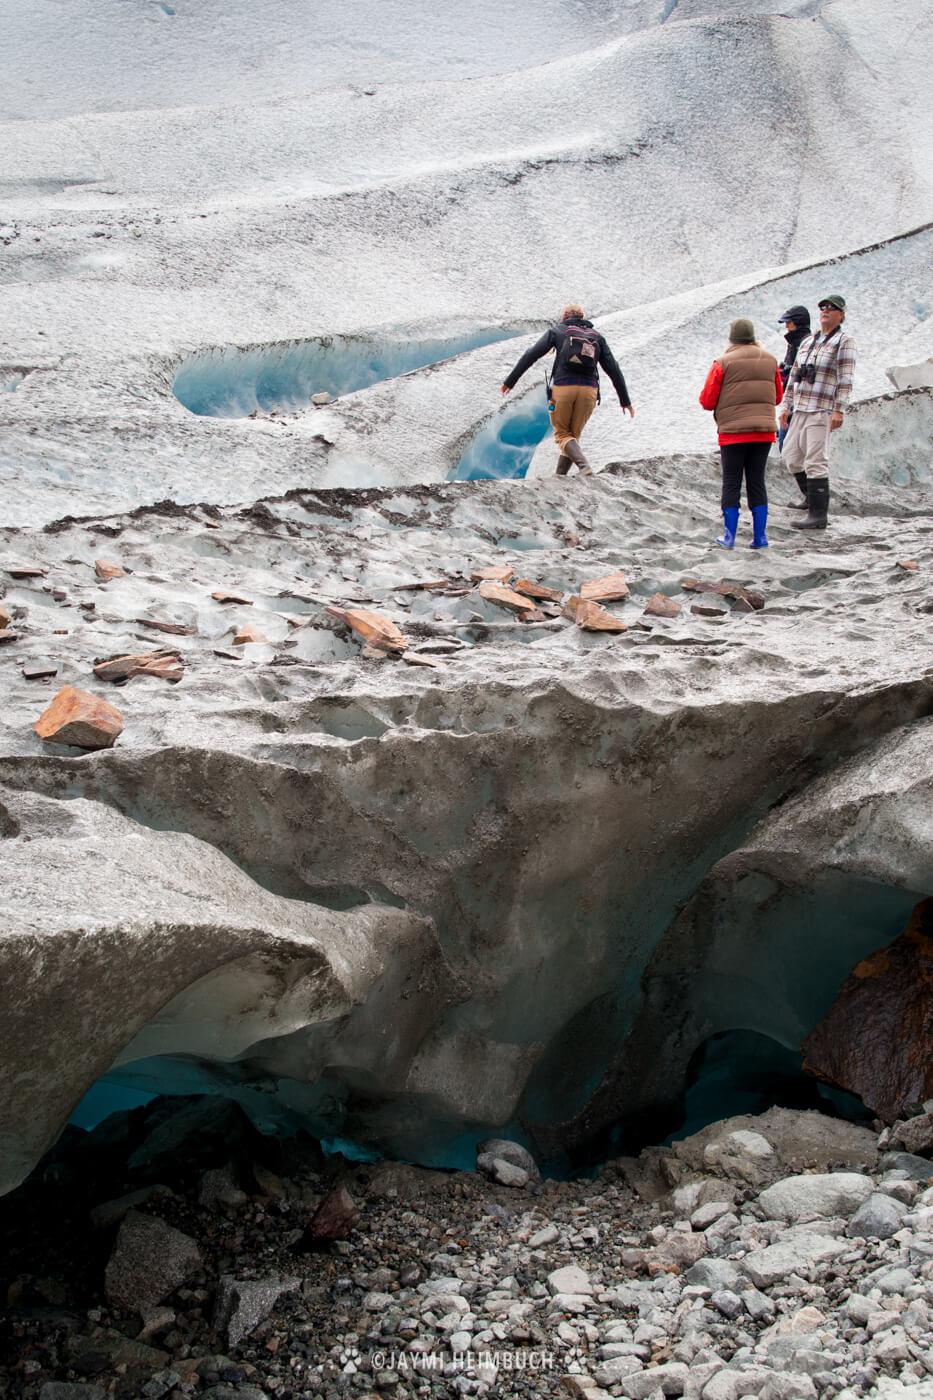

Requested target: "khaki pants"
[
  {"left": 551, "top": 384, "right": 598, "bottom": 452},
  {"left": 782, "top": 410, "right": 831, "bottom": 480}
]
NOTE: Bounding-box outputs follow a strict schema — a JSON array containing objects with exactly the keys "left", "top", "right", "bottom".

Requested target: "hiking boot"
[
  {"left": 564, "top": 439, "right": 593, "bottom": 477},
  {"left": 716, "top": 507, "right": 740, "bottom": 549},
  {"left": 749, "top": 503, "right": 768, "bottom": 549},
  {"left": 555, "top": 454, "right": 572, "bottom": 476},
  {"left": 786, "top": 471, "right": 808, "bottom": 508},
  {"left": 792, "top": 478, "right": 829, "bottom": 530}
]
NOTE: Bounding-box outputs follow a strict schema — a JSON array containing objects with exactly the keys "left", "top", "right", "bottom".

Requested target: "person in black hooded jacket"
[
  {"left": 500, "top": 304, "right": 634, "bottom": 476},
  {"left": 777, "top": 304, "right": 810, "bottom": 503}
]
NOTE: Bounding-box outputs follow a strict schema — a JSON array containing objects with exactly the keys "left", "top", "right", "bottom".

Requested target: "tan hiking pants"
[
  {"left": 551, "top": 384, "right": 598, "bottom": 451},
  {"left": 781, "top": 410, "right": 831, "bottom": 480}
]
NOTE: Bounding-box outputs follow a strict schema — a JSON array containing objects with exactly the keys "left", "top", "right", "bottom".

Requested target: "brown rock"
[
  {"left": 512, "top": 579, "right": 565, "bottom": 602},
  {"left": 135, "top": 618, "right": 197, "bottom": 636},
  {"left": 95, "top": 559, "right": 127, "bottom": 580},
  {"left": 643, "top": 593, "right": 682, "bottom": 619},
  {"left": 232, "top": 623, "right": 268, "bottom": 646},
  {"left": 93, "top": 650, "right": 184, "bottom": 683},
  {"left": 580, "top": 571, "right": 629, "bottom": 602},
  {"left": 803, "top": 899, "right": 933, "bottom": 1122},
  {"left": 471, "top": 564, "right": 514, "bottom": 583},
  {"left": 681, "top": 577, "right": 764, "bottom": 610},
  {"left": 5, "top": 564, "right": 47, "bottom": 579},
  {"left": 211, "top": 589, "right": 253, "bottom": 605},
  {"left": 563, "top": 595, "right": 627, "bottom": 633},
  {"left": 392, "top": 578, "right": 450, "bottom": 592},
  {"left": 34, "top": 685, "right": 124, "bottom": 750},
  {"left": 897, "top": 561, "right": 919, "bottom": 571},
  {"left": 327, "top": 606, "right": 406, "bottom": 653},
  {"left": 478, "top": 581, "right": 538, "bottom": 618},
  {"left": 0, "top": 628, "right": 18, "bottom": 644},
  {"left": 305, "top": 1185, "right": 360, "bottom": 1242},
  {"left": 22, "top": 662, "right": 58, "bottom": 680},
  {"left": 0, "top": 605, "right": 11, "bottom": 628},
  {"left": 691, "top": 605, "right": 727, "bottom": 618}
]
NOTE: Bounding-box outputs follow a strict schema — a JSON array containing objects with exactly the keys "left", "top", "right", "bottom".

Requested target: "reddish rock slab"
[
  {"left": 0, "top": 628, "right": 18, "bottom": 644},
  {"left": 513, "top": 578, "right": 565, "bottom": 603},
  {"left": 135, "top": 618, "right": 197, "bottom": 637},
  {"left": 897, "top": 560, "right": 919, "bottom": 571},
  {"left": 691, "top": 605, "right": 727, "bottom": 618},
  {"left": 95, "top": 559, "right": 127, "bottom": 580},
  {"left": 392, "top": 578, "right": 450, "bottom": 592},
  {"left": 5, "top": 564, "right": 47, "bottom": 579},
  {"left": 681, "top": 577, "right": 765, "bottom": 611},
  {"left": 478, "top": 581, "right": 538, "bottom": 619},
  {"left": 22, "top": 662, "right": 58, "bottom": 680},
  {"left": 0, "top": 604, "right": 12, "bottom": 628},
  {"left": 327, "top": 606, "right": 406, "bottom": 653},
  {"left": 580, "top": 571, "right": 629, "bottom": 602},
  {"left": 232, "top": 623, "right": 268, "bottom": 646},
  {"left": 93, "top": 650, "right": 184, "bottom": 683},
  {"left": 563, "top": 595, "right": 627, "bottom": 633},
  {"left": 803, "top": 899, "right": 933, "bottom": 1122},
  {"left": 211, "top": 589, "right": 253, "bottom": 605},
  {"left": 471, "top": 564, "right": 514, "bottom": 583},
  {"left": 643, "top": 592, "right": 682, "bottom": 619},
  {"left": 34, "top": 685, "right": 124, "bottom": 750}
]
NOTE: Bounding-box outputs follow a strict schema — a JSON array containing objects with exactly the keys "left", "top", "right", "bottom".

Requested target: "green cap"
[
  {"left": 818, "top": 294, "right": 846, "bottom": 312},
  {"left": 729, "top": 318, "right": 756, "bottom": 344}
]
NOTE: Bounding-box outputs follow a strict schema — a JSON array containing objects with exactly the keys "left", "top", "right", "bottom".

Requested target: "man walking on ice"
[{"left": 500, "top": 304, "right": 634, "bottom": 477}]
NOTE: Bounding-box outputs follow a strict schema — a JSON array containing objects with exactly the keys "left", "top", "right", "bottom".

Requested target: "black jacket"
[
  {"left": 503, "top": 317, "right": 631, "bottom": 406},
  {"left": 779, "top": 325, "right": 810, "bottom": 387}
]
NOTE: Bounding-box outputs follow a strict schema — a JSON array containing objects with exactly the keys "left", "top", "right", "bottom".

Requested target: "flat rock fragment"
[
  {"left": 477, "top": 581, "right": 538, "bottom": 618},
  {"left": 22, "top": 661, "right": 59, "bottom": 680},
  {"left": 681, "top": 577, "right": 764, "bottom": 610},
  {"left": 94, "top": 559, "right": 127, "bottom": 580},
  {"left": 471, "top": 564, "right": 514, "bottom": 583},
  {"left": 327, "top": 605, "right": 406, "bottom": 652},
  {"left": 305, "top": 1185, "right": 359, "bottom": 1241},
  {"left": 232, "top": 623, "right": 267, "bottom": 645},
  {"left": 211, "top": 590, "right": 252, "bottom": 605},
  {"left": 563, "top": 595, "right": 627, "bottom": 632},
  {"left": 643, "top": 592, "right": 682, "bottom": 618},
  {"left": 512, "top": 578, "right": 565, "bottom": 602},
  {"left": 580, "top": 571, "right": 629, "bottom": 601},
  {"left": 5, "top": 563, "right": 47, "bottom": 579},
  {"left": 135, "top": 618, "right": 197, "bottom": 636},
  {"left": 34, "top": 685, "right": 124, "bottom": 749},
  {"left": 93, "top": 649, "right": 184, "bottom": 683},
  {"left": 0, "top": 628, "right": 19, "bottom": 643}
]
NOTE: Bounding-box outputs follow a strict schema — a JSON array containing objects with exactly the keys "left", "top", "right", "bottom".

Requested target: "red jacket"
[{"left": 699, "top": 360, "right": 783, "bottom": 445}]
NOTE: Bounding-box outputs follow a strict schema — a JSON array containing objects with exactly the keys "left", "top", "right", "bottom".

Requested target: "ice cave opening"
[
  {"left": 171, "top": 328, "right": 522, "bottom": 418},
  {"left": 450, "top": 393, "right": 552, "bottom": 481},
  {"left": 1, "top": 370, "right": 26, "bottom": 392},
  {"left": 62, "top": 1029, "right": 872, "bottom": 1185}
]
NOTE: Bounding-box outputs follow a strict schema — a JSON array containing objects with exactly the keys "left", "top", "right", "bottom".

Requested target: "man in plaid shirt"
[{"left": 780, "top": 294, "right": 857, "bottom": 530}]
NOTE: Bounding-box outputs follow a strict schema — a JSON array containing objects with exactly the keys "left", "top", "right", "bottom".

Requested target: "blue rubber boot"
[
  {"left": 749, "top": 504, "right": 769, "bottom": 549},
  {"left": 715, "top": 507, "right": 739, "bottom": 549}
]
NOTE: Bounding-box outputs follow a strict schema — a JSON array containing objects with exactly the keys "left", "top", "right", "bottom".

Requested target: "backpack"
[{"left": 555, "top": 323, "right": 600, "bottom": 376}]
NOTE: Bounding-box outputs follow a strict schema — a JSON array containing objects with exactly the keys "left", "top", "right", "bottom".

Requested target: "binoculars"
[{"left": 794, "top": 361, "right": 818, "bottom": 384}]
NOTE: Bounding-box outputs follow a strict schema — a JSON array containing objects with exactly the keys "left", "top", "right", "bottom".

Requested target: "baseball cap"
[{"left": 818, "top": 295, "right": 847, "bottom": 312}]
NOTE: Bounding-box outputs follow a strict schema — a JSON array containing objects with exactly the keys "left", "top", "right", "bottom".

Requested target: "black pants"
[{"left": 720, "top": 441, "right": 770, "bottom": 510}]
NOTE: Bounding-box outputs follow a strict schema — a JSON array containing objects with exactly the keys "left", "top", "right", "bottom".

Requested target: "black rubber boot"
[
  {"left": 564, "top": 439, "right": 592, "bottom": 477},
  {"left": 792, "top": 477, "right": 829, "bottom": 530},
  {"left": 787, "top": 471, "right": 808, "bottom": 508},
  {"left": 555, "top": 454, "right": 572, "bottom": 476}
]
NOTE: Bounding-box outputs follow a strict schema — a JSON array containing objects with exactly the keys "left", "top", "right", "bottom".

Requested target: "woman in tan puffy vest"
[{"left": 699, "top": 318, "right": 783, "bottom": 549}]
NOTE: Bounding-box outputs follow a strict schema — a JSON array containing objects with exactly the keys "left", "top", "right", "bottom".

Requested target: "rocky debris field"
[{"left": 1, "top": 1102, "right": 932, "bottom": 1400}]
